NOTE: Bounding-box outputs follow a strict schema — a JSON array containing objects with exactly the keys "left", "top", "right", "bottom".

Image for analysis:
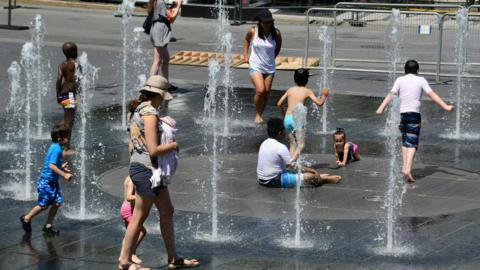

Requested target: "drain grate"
[
  {"left": 361, "top": 44, "right": 385, "bottom": 49},
  {"left": 364, "top": 195, "right": 384, "bottom": 202}
]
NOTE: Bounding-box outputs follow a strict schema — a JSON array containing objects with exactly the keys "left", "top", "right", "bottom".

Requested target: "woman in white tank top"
[{"left": 243, "top": 9, "right": 282, "bottom": 124}]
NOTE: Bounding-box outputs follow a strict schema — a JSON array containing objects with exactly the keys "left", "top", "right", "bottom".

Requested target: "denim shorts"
[
  {"left": 399, "top": 112, "right": 421, "bottom": 148},
  {"left": 248, "top": 67, "right": 275, "bottom": 76},
  {"left": 129, "top": 162, "right": 165, "bottom": 197}
]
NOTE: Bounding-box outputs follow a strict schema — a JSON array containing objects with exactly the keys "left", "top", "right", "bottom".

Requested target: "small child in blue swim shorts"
[
  {"left": 257, "top": 118, "right": 341, "bottom": 188},
  {"left": 376, "top": 60, "right": 453, "bottom": 182},
  {"left": 333, "top": 128, "right": 360, "bottom": 167},
  {"left": 56, "top": 42, "right": 79, "bottom": 153},
  {"left": 20, "top": 124, "right": 73, "bottom": 234},
  {"left": 277, "top": 68, "right": 329, "bottom": 161}
]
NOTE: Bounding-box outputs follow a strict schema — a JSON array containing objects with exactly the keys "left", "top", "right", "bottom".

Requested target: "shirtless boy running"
[{"left": 277, "top": 68, "right": 329, "bottom": 161}]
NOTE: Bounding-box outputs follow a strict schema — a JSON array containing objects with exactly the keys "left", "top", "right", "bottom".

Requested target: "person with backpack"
[{"left": 146, "top": 0, "right": 182, "bottom": 91}]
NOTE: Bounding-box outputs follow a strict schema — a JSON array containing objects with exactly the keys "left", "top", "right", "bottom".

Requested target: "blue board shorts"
[
  {"left": 37, "top": 180, "right": 62, "bottom": 207},
  {"left": 259, "top": 171, "right": 304, "bottom": 188},
  {"left": 284, "top": 114, "right": 295, "bottom": 134},
  {"left": 399, "top": 112, "right": 421, "bottom": 149}
]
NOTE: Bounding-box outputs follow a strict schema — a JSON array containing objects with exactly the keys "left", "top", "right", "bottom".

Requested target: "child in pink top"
[
  {"left": 120, "top": 176, "right": 147, "bottom": 264},
  {"left": 333, "top": 128, "right": 360, "bottom": 167}
]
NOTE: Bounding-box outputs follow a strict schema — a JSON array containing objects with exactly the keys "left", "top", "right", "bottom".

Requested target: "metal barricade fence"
[
  {"left": 467, "top": 5, "right": 480, "bottom": 70},
  {"left": 304, "top": 8, "right": 443, "bottom": 81},
  {"left": 334, "top": 2, "right": 463, "bottom": 11},
  {"left": 304, "top": 7, "right": 480, "bottom": 82}
]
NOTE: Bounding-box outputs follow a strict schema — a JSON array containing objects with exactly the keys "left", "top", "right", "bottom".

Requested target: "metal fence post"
[
  {"left": 333, "top": 9, "right": 337, "bottom": 67},
  {"left": 303, "top": 8, "right": 311, "bottom": 68},
  {"left": 436, "top": 14, "right": 445, "bottom": 83}
]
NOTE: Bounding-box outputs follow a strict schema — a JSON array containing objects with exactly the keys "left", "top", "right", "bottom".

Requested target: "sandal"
[
  {"left": 167, "top": 258, "right": 200, "bottom": 269},
  {"left": 20, "top": 215, "right": 32, "bottom": 233},
  {"left": 118, "top": 262, "right": 132, "bottom": 270},
  {"left": 42, "top": 225, "right": 60, "bottom": 235}
]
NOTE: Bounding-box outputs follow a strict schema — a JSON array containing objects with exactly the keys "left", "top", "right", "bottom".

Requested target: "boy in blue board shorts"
[
  {"left": 257, "top": 118, "right": 341, "bottom": 188},
  {"left": 277, "top": 69, "right": 330, "bottom": 161},
  {"left": 20, "top": 125, "right": 73, "bottom": 234}
]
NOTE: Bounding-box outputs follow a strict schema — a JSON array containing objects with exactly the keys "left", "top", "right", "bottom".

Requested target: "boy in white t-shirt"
[
  {"left": 376, "top": 60, "right": 453, "bottom": 182},
  {"left": 257, "top": 118, "right": 341, "bottom": 188}
]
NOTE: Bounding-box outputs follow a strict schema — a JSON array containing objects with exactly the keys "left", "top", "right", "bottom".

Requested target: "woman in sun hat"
[
  {"left": 243, "top": 9, "right": 282, "bottom": 124},
  {"left": 118, "top": 75, "right": 199, "bottom": 270}
]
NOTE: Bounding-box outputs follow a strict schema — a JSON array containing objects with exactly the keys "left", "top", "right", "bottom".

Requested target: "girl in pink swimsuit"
[
  {"left": 333, "top": 128, "right": 360, "bottom": 167},
  {"left": 120, "top": 176, "right": 147, "bottom": 264}
]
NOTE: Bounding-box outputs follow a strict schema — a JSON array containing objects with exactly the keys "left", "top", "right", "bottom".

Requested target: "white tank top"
[{"left": 249, "top": 26, "right": 276, "bottom": 74}]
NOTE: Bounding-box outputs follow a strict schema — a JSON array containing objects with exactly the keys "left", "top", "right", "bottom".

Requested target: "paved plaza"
[{"left": 1, "top": 2, "right": 480, "bottom": 269}]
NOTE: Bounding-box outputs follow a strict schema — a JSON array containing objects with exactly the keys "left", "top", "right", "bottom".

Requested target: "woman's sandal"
[{"left": 167, "top": 258, "right": 200, "bottom": 269}]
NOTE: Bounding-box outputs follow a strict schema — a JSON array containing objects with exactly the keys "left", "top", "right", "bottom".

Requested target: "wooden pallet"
[
  {"left": 169, "top": 51, "right": 244, "bottom": 67},
  {"left": 170, "top": 51, "right": 319, "bottom": 70}
]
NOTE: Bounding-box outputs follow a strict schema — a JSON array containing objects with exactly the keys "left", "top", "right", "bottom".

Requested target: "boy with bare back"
[
  {"left": 56, "top": 42, "right": 79, "bottom": 152},
  {"left": 277, "top": 68, "right": 329, "bottom": 161}
]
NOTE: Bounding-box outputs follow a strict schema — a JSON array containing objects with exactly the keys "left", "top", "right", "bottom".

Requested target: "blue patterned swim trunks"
[
  {"left": 37, "top": 180, "right": 62, "bottom": 207},
  {"left": 399, "top": 112, "right": 421, "bottom": 149}
]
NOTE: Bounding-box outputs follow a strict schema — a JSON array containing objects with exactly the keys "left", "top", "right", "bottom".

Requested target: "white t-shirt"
[
  {"left": 257, "top": 138, "right": 292, "bottom": 180},
  {"left": 390, "top": 74, "right": 433, "bottom": 113}
]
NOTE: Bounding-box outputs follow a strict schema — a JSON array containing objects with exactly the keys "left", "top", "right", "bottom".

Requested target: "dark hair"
[
  {"left": 333, "top": 128, "right": 346, "bottom": 142},
  {"left": 257, "top": 22, "right": 277, "bottom": 40},
  {"left": 294, "top": 68, "right": 309, "bottom": 86},
  {"left": 267, "top": 118, "right": 284, "bottom": 138},
  {"left": 51, "top": 124, "right": 70, "bottom": 143},
  {"left": 139, "top": 90, "right": 159, "bottom": 102},
  {"left": 127, "top": 99, "right": 141, "bottom": 119},
  {"left": 404, "top": 60, "right": 419, "bottom": 74},
  {"left": 147, "top": 0, "right": 156, "bottom": 15},
  {"left": 62, "top": 42, "right": 78, "bottom": 59}
]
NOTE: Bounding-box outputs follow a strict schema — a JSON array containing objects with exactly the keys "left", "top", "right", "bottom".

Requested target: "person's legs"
[
  {"left": 119, "top": 194, "right": 153, "bottom": 268},
  {"left": 288, "top": 133, "right": 297, "bottom": 160},
  {"left": 150, "top": 47, "right": 161, "bottom": 77},
  {"left": 153, "top": 188, "right": 177, "bottom": 261},
  {"left": 303, "top": 172, "right": 341, "bottom": 185},
  {"left": 401, "top": 146, "right": 408, "bottom": 177},
  {"left": 250, "top": 72, "right": 266, "bottom": 124},
  {"left": 318, "top": 174, "right": 342, "bottom": 184},
  {"left": 158, "top": 46, "right": 170, "bottom": 80},
  {"left": 24, "top": 205, "right": 47, "bottom": 222},
  {"left": 131, "top": 226, "right": 147, "bottom": 264},
  {"left": 297, "top": 129, "right": 306, "bottom": 154},
  {"left": 63, "top": 108, "right": 75, "bottom": 130},
  {"left": 260, "top": 74, "right": 274, "bottom": 115},
  {"left": 302, "top": 172, "right": 317, "bottom": 185},
  {"left": 400, "top": 113, "right": 421, "bottom": 183},
  {"left": 402, "top": 147, "right": 417, "bottom": 182},
  {"left": 45, "top": 203, "right": 60, "bottom": 227}
]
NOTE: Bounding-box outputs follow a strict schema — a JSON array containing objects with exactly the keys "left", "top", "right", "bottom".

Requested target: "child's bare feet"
[
  {"left": 320, "top": 174, "right": 342, "bottom": 184},
  {"left": 254, "top": 115, "right": 264, "bottom": 124},
  {"left": 254, "top": 118, "right": 264, "bottom": 124},
  {"left": 403, "top": 172, "right": 415, "bottom": 183},
  {"left": 131, "top": 254, "right": 142, "bottom": 264}
]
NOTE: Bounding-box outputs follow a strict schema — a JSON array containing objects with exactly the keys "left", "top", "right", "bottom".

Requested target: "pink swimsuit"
[{"left": 120, "top": 201, "right": 133, "bottom": 227}]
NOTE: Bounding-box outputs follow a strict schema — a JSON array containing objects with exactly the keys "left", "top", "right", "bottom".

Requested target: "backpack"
[{"left": 143, "top": 13, "right": 155, "bottom": 35}]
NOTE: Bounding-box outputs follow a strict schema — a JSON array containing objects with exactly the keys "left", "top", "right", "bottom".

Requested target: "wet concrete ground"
[{"left": 1, "top": 85, "right": 480, "bottom": 269}]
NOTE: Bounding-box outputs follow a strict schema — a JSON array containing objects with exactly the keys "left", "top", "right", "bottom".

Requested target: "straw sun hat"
[{"left": 139, "top": 75, "right": 173, "bottom": 100}]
